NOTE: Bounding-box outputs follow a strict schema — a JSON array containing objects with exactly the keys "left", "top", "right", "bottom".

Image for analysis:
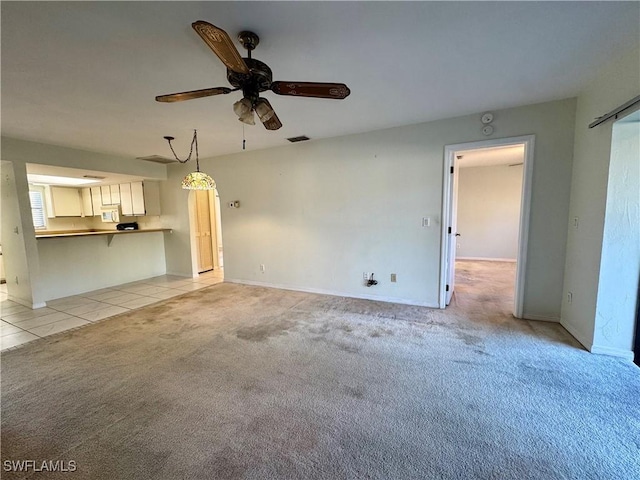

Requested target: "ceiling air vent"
[
  {"left": 82, "top": 174, "right": 106, "bottom": 180},
  {"left": 286, "top": 135, "right": 310, "bottom": 143},
  {"left": 136, "top": 155, "right": 176, "bottom": 164}
]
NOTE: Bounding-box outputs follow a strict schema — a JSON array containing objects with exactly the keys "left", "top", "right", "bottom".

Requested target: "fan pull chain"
[{"left": 242, "top": 124, "right": 246, "bottom": 150}]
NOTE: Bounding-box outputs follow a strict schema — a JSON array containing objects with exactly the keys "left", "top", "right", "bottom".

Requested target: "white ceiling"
[
  {"left": 2, "top": 2, "right": 638, "bottom": 160},
  {"left": 456, "top": 145, "right": 524, "bottom": 169}
]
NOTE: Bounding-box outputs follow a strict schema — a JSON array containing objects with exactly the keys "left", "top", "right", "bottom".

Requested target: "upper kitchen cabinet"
[
  {"left": 121, "top": 181, "right": 161, "bottom": 217},
  {"left": 46, "top": 186, "right": 83, "bottom": 217},
  {"left": 81, "top": 188, "right": 93, "bottom": 216},
  {"left": 89, "top": 187, "right": 102, "bottom": 215},
  {"left": 100, "top": 184, "right": 121, "bottom": 205},
  {"left": 83, "top": 181, "right": 161, "bottom": 217}
]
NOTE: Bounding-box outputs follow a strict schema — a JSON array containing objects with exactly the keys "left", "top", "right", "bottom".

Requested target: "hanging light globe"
[{"left": 181, "top": 170, "right": 216, "bottom": 190}]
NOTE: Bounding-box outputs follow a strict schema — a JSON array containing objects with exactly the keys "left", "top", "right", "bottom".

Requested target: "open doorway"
[
  {"left": 440, "top": 135, "right": 535, "bottom": 317},
  {"left": 189, "top": 188, "right": 224, "bottom": 277}
]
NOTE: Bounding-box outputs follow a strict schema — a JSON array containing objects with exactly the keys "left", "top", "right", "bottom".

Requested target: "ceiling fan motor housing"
[{"left": 227, "top": 58, "right": 273, "bottom": 100}]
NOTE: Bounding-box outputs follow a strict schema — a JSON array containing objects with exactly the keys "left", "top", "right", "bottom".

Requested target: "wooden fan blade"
[
  {"left": 155, "top": 87, "right": 232, "bottom": 103},
  {"left": 270, "top": 82, "right": 350, "bottom": 99},
  {"left": 257, "top": 99, "right": 283, "bottom": 130},
  {"left": 192, "top": 21, "right": 250, "bottom": 75}
]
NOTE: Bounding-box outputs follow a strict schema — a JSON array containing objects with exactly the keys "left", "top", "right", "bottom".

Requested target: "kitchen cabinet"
[
  {"left": 130, "top": 181, "right": 145, "bottom": 216},
  {"left": 110, "top": 184, "right": 121, "bottom": 205},
  {"left": 81, "top": 188, "right": 93, "bottom": 216},
  {"left": 120, "top": 183, "right": 133, "bottom": 216},
  {"left": 90, "top": 187, "right": 102, "bottom": 216},
  {"left": 49, "top": 186, "right": 83, "bottom": 217},
  {"left": 100, "top": 185, "right": 112, "bottom": 205},
  {"left": 120, "top": 181, "right": 161, "bottom": 217}
]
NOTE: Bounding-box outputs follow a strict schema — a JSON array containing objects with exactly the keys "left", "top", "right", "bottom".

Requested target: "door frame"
[
  {"left": 188, "top": 188, "right": 221, "bottom": 276},
  {"left": 439, "top": 134, "right": 535, "bottom": 317}
]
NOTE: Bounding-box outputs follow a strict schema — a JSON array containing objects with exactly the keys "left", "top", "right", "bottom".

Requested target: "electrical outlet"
[
  {"left": 573, "top": 217, "right": 579, "bottom": 228},
  {"left": 567, "top": 292, "right": 573, "bottom": 304},
  {"left": 390, "top": 273, "right": 397, "bottom": 283},
  {"left": 260, "top": 264, "right": 265, "bottom": 273}
]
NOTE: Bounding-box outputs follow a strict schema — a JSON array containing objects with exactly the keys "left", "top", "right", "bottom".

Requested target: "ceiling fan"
[{"left": 156, "top": 21, "right": 351, "bottom": 131}]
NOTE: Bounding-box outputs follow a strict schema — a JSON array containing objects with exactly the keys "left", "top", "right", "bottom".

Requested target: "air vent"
[
  {"left": 82, "top": 174, "right": 106, "bottom": 180},
  {"left": 136, "top": 155, "right": 176, "bottom": 164},
  {"left": 286, "top": 135, "right": 310, "bottom": 143}
]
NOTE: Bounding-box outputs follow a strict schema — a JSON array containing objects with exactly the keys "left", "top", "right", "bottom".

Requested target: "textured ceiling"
[{"left": 2, "top": 2, "right": 638, "bottom": 160}]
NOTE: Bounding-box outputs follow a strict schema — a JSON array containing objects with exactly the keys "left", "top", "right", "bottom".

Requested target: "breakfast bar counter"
[{"left": 35, "top": 228, "right": 172, "bottom": 239}]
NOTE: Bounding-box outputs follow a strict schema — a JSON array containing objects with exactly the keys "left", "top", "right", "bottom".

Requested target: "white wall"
[
  {"left": 561, "top": 45, "right": 640, "bottom": 356},
  {"left": 0, "top": 161, "right": 39, "bottom": 306},
  {"left": 1, "top": 138, "right": 169, "bottom": 305},
  {"left": 456, "top": 164, "right": 523, "bottom": 260},
  {"left": 592, "top": 115, "right": 639, "bottom": 358},
  {"left": 36, "top": 232, "right": 167, "bottom": 301},
  {"left": 164, "top": 98, "right": 576, "bottom": 317}
]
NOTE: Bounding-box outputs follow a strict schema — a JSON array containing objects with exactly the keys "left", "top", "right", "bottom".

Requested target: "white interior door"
[{"left": 445, "top": 163, "right": 460, "bottom": 305}]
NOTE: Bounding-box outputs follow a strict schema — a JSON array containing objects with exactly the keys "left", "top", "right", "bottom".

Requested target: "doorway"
[
  {"left": 190, "top": 188, "right": 223, "bottom": 275},
  {"left": 440, "top": 135, "right": 535, "bottom": 317}
]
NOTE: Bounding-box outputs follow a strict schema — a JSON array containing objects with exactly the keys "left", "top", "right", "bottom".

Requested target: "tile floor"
[{"left": 0, "top": 269, "right": 223, "bottom": 351}]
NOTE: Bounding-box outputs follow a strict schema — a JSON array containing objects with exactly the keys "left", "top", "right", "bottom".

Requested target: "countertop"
[{"left": 35, "top": 228, "right": 172, "bottom": 239}]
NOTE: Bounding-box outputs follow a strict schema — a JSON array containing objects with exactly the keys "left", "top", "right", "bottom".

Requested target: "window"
[{"left": 29, "top": 189, "right": 47, "bottom": 229}]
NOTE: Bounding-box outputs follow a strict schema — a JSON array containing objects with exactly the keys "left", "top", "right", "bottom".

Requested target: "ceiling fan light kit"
[{"left": 156, "top": 21, "right": 351, "bottom": 131}]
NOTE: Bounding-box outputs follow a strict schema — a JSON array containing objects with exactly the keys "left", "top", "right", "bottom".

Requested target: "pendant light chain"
[
  {"left": 163, "top": 129, "right": 215, "bottom": 190},
  {"left": 165, "top": 130, "right": 198, "bottom": 165}
]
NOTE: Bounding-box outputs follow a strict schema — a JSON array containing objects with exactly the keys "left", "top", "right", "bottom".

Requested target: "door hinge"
[
  {"left": 450, "top": 166, "right": 454, "bottom": 174},
  {"left": 448, "top": 227, "right": 452, "bottom": 234},
  {"left": 446, "top": 284, "right": 450, "bottom": 292}
]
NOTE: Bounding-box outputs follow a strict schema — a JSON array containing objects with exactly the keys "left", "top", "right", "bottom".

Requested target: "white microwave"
[{"left": 100, "top": 206, "right": 120, "bottom": 223}]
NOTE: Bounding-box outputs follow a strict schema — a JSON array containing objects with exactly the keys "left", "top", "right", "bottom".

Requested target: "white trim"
[
  {"left": 440, "top": 134, "right": 535, "bottom": 319},
  {"left": 590, "top": 344, "right": 635, "bottom": 361},
  {"left": 456, "top": 257, "right": 517, "bottom": 263},
  {"left": 226, "top": 278, "right": 439, "bottom": 308},
  {"left": 559, "top": 322, "right": 635, "bottom": 361},
  {"left": 561, "top": 320, "right": 593, "bottom": 352},
  {"left": 523, "top": 313, "right": 560, "bottom": 323}
]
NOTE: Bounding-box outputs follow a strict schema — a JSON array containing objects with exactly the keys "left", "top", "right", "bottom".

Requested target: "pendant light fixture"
[{"left": 163, "top": 130, "right": 216, "bottom": 190}]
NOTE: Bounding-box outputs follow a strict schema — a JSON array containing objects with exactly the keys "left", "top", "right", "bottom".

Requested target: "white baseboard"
[
  {"left": 540, "top": 320, "right": 633, "bottom": 361},
  {"left": 561, "top": 320, "right": 593, "bottom": 352},
  {"left": 523, "top": 313, "right": 560, "bottom": 323},
  {"left": 225, "top": 278, "right": 439, "bottom": 308},
  {"left": 590, "top": 344, "right": 635, "bottom": 361},
  {"left": 457, "top": 257, "right": 517, "bottom": 262}
]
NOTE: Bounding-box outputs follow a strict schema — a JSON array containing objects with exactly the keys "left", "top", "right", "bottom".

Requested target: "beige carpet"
[{"left": 1, "top": 263, "right": 639, "bottom": 479}]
